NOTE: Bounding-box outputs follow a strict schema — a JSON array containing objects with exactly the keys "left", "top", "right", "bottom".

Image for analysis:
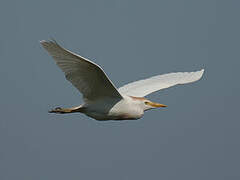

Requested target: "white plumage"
[
  {"left": 40, "top": 40, "right": 122, "bottom": 101},
  {"left": 41, "top": 40, "right": 204, "bottom": 121},
  {"left": 118, "top": 69, "right": 204, "bottom": 97}
]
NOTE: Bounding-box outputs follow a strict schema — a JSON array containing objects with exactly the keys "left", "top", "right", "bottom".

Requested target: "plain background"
[{"left": 1, "top": 0, "right": 239, "bottom": 179}]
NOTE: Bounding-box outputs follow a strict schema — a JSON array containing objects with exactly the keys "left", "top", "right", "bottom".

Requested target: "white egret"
[{"left": 40, "top": 40, "right": 204, "bottom": 121}]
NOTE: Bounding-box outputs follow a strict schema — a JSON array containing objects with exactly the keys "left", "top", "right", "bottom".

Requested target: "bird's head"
[{"left": 130, "top": 96, "right": 167, "bottom": 111}]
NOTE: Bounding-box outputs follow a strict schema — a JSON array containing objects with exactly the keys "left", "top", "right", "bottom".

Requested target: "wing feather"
[
  {"left": 118, "top": 69, "right": 204, "bottom": 97},
  {"left": 40, "top": 40, "right": 122, "bottom": 101}
]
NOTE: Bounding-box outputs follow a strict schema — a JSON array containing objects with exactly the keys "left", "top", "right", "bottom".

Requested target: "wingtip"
[
  {"left": 197, "top": 68, "right": 205, "bottom": 80},
  {"left": 40, "top": 40, "right": 47, "bottom": 45},
  {"left": 200, "top": 68, "right": 205, "bottom": 76},
  {"left": 39, "top": 39, "right": 58, "bottom": 45}
]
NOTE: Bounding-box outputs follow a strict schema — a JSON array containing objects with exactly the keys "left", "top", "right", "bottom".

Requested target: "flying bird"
[{"left": 40, "top": 40, "right": 204, "bottom": 121}]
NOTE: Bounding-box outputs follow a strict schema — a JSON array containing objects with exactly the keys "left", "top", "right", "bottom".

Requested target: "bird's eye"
[{"left": 144, "top": 101, "right": 149, "bottom": 105}]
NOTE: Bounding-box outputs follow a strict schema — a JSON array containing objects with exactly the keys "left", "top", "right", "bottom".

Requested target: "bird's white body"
[
  {"left": 40, "top": 40, "right": 204, "bottom": 121},
  {"left": 82, "top": 95, "right": 144, "bottom": 120}
]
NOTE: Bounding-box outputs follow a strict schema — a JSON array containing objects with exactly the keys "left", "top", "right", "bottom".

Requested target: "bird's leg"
[{"left": 49, "top": 105, "right": 83, "bottom": 114}]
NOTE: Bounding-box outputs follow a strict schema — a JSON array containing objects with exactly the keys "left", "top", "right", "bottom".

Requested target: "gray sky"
[{"left": 1, "top": 0, "right": 240, "bottom": 179}]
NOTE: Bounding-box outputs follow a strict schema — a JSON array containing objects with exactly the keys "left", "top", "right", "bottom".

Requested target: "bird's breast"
[
  {"left": 82, "top": 98, "right": 143, "bottom": 120},
  {"left": 107, "top": 99, "right": 144, "bottom": 120}
]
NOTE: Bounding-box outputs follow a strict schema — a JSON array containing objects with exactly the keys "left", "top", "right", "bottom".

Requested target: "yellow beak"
[{"left": 147, "top": 101, "right": 167, "bottom": 108}]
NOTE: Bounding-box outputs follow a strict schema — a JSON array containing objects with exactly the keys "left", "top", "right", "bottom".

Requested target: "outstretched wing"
[
  {"left": 41, "top": 40, "right": 122, "bottom": 101},
  {"left": 118, "top": 69, "right": 204, "bottom": 97}
]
